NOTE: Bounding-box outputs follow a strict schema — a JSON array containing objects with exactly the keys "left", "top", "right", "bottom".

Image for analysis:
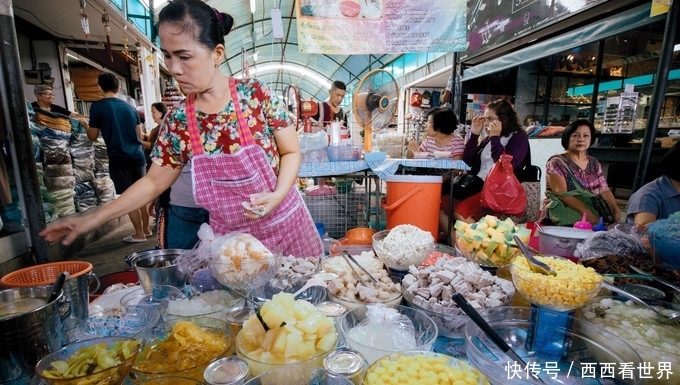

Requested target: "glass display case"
[{"left": 514, "top": 19, "right": 680, "bottom": 136}]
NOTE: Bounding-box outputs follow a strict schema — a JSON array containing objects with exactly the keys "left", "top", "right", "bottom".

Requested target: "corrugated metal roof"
[{"left": 208, "top": 0, "right": 403, "bottom": 102}]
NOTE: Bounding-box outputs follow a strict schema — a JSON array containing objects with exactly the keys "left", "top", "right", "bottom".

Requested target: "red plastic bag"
[{"left": 481, "top": 153, "right": 526, "bottom": 215}]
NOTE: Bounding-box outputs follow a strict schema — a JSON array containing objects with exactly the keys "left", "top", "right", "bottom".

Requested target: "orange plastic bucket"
[{"left": 381, "top": 175, "right": 442, "bottom": 239}]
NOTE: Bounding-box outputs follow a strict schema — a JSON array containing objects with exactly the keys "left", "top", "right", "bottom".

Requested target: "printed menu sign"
[{"left": 296, "top": 0, "right": 466, "bottom": 54}]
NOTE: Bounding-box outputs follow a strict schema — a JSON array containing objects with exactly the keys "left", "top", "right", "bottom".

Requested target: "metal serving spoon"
[
  {"left": 513, "top": 235, "right": 556, "bottom": 276},
  {"left": 602, "top": 282, "right": 680, "bottom": 325},
  {"left": 292, "top": 276, "right": 327, "bottom": 298},
  {"left": 628, "top": 265, "right": 680, "bottom": 295}
]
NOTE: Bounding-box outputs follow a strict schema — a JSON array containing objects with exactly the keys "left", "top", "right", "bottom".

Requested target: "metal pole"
[
  {"left": 633, "top": 0, "right": 679, "bottom": 191},
  {"left": 0, "top": 0, "right": 51, "bottom": 262}
]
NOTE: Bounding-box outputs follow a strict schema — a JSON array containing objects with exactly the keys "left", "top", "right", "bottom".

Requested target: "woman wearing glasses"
[
  {"left": 452, "top": 99, "right": 530, "bottom": 223},
  {"left": 32, "top": 85, "right": 89, "bottom": 128}
]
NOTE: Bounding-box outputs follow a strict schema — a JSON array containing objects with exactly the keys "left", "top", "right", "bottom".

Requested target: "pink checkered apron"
[{"left": 185, "top": 78, "right": 323, "bottom": 257}]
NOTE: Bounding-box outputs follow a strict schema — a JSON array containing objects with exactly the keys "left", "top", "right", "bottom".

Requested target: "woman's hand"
[
  {"left": 487, "top": 120, "right": 502, "bottom": 137},
  {"left": 244, "top": 191, "right": 283, "bottom": 220},
  {"left": 39, "top": 216, "right": 95, "bottom": 246},
  {"left": 470, "top": 116, "right": 485, "bottom": 135},
  {"left": 406, "top": 141, "right": 420, "bottom": 158}
]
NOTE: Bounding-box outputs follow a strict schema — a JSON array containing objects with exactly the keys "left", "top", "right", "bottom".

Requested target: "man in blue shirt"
[
  {"left": 87, "top": 73, "right": 151, "bottom": 243},
  {"left": 627, "top": 142, "right": 680, "bottom": 225}
]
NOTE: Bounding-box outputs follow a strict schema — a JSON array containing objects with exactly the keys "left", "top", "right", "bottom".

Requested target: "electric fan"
[{"left": 352, "top": 69, "right": 399, "bottom": 152}]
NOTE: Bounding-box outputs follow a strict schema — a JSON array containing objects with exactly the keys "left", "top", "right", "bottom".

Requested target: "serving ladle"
[
  {"left": 513, "top": 235, "right": 556, "bottom": 276},
  {"left": 292, "top": 276, "right": 327, "bottom": 298},
  {"left": 602, "top": 282, "right": 680, "bottom": 325}
]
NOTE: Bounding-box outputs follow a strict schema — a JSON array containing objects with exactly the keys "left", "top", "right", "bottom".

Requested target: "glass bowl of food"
[
  {"left": 243, "top": 366, "right": 352, "bottom": 385},
  {"left": 326, "top": 265, "right": 402, "bottom": 311},
  {"left": 453, "top": 216, "right": 530, "bottom": 268},
  {"left": 401, "top": 256, "right": 515, "bottom": 339},
  {"left": 337, "top": 304, "right": 438, "bottom": 365},
  {"left": 372, "top": 226, "right": 434, "bottom": 272},
  {"left": 74, "top": 306, "right": 163, "bottom": 343},
  {"left": 35, "top": 336, "right": 141, "bottom": 385},
  {"left": 510, "top": 255, "right": 603, "bottom": 312},
  {"left": 235, "top": 293, "right": 338, "bottom": 376},
  {"left": 465, "top": 306, "right": 643, "bottom": 385},
  {"left": 130, "top": 317, "right": 233, "bottom": 383},
  {"left": 363, "top": 351, "right": 489, "bottom": 385},
  {"left": 163, "top": 289, "right": 241, "bottom": 322},
  {"left": 580, "top": 296, "right": 680, "bottom": 385}
]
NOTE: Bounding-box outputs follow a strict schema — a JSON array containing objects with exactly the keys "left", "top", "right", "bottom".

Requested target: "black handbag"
[
  {"left": 514, "top": 150, "right": 542, "bottom": 183},
  {"left": 590, "top": 194, "right": 616, "bottom": 224},
  {"left": 450, "top": 173, "right": 484, "bottom": 200}
]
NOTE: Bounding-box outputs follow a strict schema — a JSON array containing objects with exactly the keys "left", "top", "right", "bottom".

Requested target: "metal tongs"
[
  {"left": 513, "top": 235, "right": 556, "bottom": 276},
  {"left": 341, "top": 250, "right": 378, "bottom": 284}
]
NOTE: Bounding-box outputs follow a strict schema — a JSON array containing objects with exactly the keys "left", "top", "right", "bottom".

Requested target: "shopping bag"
[{"left": 480, "top": 153, "right": 526, "bottom": 216}]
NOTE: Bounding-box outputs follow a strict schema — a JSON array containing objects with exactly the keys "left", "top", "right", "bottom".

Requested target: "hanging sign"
[{"left": 296, "top": 0, "right": 466, "bottom": 54}]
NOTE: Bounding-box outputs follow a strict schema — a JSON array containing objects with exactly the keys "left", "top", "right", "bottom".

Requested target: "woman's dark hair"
[
  {"left": 157, "top": 0, "right": 234, "bottom": 50},
  {"left": 561, "top": 119, "right": 596, "bottom": 149},
  {"left": 486, "top": 99, "right": 523, "bottom": 137},
  {"left": 659, "top": 141, "right": 680, "bottom": 181},
  {"left": 427, "top": 107, "right": 458, "bottom": 135},
  {"left": 151, "top": 102, "right": 168, "bottom": 118}
]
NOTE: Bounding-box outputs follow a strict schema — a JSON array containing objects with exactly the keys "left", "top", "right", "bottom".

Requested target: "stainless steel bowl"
[{"left": 127, "top": 249, "right": 188, "bottom": 291}]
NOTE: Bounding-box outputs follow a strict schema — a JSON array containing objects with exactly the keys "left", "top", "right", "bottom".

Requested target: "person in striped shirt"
[{"left": 406, "top": 107, "right": 464, "bottom": 159}]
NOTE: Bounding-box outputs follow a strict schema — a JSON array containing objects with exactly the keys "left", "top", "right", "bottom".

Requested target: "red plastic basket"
[{"left": 1, "top": 261, "right": 93, "bottom": 288}]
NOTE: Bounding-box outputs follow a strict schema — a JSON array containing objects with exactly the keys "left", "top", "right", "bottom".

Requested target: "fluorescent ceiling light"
[
  {"left": 675, "top": 43, "right": 680, "bottom": 52},
  {"left": 244, "top": 63, "right": 332, "bottom": 90}
]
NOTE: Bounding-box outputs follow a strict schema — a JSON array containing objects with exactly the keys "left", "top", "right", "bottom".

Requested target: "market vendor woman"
[{"left": 40, "top": 0, "right": 323, "bottom": 258}]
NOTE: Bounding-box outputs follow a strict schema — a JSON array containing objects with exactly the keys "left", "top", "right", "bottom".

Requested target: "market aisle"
[{"left": 64, "top": 217, "right": 157, "bottom": 279}]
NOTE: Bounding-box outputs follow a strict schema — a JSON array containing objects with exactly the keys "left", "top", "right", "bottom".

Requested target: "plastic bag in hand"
[{"left": 176, "top": 223, "right": 215, "bottom": 276}]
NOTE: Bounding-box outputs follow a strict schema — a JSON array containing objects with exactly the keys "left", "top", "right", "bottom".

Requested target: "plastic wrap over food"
[
  {"left": 345, "top": 304, "right": 417, "bottom": 352},
  {"left": 574, "top": 229, "right": 649, "bottom": 261}
]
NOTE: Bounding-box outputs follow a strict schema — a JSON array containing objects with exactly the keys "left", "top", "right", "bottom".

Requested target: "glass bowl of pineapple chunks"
[
  {"left": 235, "top": 293, "right": 338, "bottom": 376},
  {"left": 454, "top": 215, "right": 530, "bottom": 268}
]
